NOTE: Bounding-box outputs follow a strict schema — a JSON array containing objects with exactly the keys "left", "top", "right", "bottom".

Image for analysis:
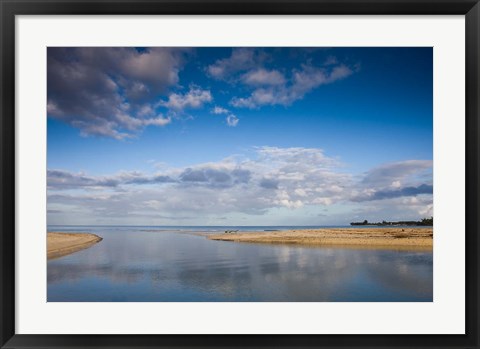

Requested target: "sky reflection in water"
[{"left": 47, "top": 227, "right": 433, "bottom": 302}]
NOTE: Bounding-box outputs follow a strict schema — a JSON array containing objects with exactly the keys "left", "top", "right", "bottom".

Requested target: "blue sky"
[{"left": 47, "top": 47, "right": 433, "bottom": 226}]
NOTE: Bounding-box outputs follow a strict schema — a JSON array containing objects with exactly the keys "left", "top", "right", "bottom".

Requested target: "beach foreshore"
[
  {"left": 207, "top": 228, "right": 433, "bottom": 250},
  {"left": 47, "top": 232, "right": 103, "bottom": 260}
]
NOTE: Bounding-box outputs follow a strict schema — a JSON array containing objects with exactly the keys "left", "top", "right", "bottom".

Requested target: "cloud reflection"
[{"left": 48, "top": 229, "right": 432, "bottom": 302}]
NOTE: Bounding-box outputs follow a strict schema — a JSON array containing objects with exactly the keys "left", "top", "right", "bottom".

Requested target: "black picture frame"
[{"left": 1, "top": 0, "right": 479, "bottom": 348}]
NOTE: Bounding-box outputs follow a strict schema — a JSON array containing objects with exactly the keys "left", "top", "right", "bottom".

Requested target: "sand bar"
[
  {"left": 208, "top": 228, "right": 433, "bottom": 250},
  {"left": 47, "top": 232, "right": 103, "bottom": 260}
]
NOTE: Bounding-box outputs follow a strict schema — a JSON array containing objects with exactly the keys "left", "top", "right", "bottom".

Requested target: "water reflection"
[{"left": 47, "top": 227, "right": 432, "bottom": 302}]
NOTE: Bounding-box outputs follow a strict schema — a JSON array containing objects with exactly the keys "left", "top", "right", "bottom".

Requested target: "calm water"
[{"left": 47, "top": 226, "right": 433, "bottom": 302}]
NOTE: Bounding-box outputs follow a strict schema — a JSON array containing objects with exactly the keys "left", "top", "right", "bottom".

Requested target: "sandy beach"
[
  {"left": 47, "top": 232, "right": 103, "bottom": 260},
  {"left": 208, "top": 228, "right": 433, "bottom": 250}
]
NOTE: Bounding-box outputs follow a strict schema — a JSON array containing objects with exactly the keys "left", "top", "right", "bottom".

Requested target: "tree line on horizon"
[{"left": 350, "top": 217, "right": 433, "bottom": 226}]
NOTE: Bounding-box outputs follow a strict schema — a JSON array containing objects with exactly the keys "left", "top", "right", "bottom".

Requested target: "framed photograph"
[{"left": 1, "top": 0, "right": 479, "bottom": 348}]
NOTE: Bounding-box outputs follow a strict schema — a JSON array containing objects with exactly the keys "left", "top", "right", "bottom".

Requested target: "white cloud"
[
  {"left": 206, "top": 48, "right": 265, "bottom": 80},
  {"left": 159, "top": 87, "right": 213, "bottom": 111},
  {"left": 210, "top": 106, "right": 240, "bottom": 127},
  {"left": 211, "top": 106, "right": 229, "bottom": 114},
  {"left": 350, "top": 160, "right": 433, "bottom": 202},
  {"left": 47, "top": 169, "right": 176, "bottom": 190},
  {"left": 391, "top": 180, "right": 402, "bottom": 188},
  {"left": 226, "top": 115, "right": 239, "bottom": 127},
  {"left": 205, "top": 49, "right": 356, "bottom": 109},
  {"left": 241, "top": 68, "right": 286, "bottom": 86},
  {"left": 361, "top": 160, "right": 433, "bottom": 188},
  {"left": 351, "top": 195, "right": 434, "bottom": 223},
  {"left": 231, "top": 64, "right": 354, "bottom": 109},
  {"left": 114, "top": 112, "right": 171, "bottom": 130},
  {"left": 47, "top": 47, "right": 190, "bottom": 139},
  {"left": 48, "top": 148, "right": 433, "bottom": 225},
  {"left": 48, "top": 147, "right": 348, "bottom": 219}
]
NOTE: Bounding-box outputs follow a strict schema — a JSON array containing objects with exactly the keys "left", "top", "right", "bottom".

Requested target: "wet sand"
[
  {"left": 47, "top": 232, "right": 103, "bottom": 260},
  {"left": 208, "top": 228, "right": 433, "bottom": 250}
]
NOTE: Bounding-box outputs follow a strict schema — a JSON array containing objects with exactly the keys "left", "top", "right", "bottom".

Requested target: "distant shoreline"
[
  {"left": 47, "top": 232, "right": 102, "bottom": 260},
  {"left": 207, "top": 228, "right": 433, "bottom": 250},
  {"left": 350, "top": 218, "right": 433, "bottom": 227}
]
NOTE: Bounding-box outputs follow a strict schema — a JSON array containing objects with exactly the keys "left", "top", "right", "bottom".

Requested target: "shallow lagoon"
[{"left": 47, "top": 226, "right": 433, "bottom": 302}]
